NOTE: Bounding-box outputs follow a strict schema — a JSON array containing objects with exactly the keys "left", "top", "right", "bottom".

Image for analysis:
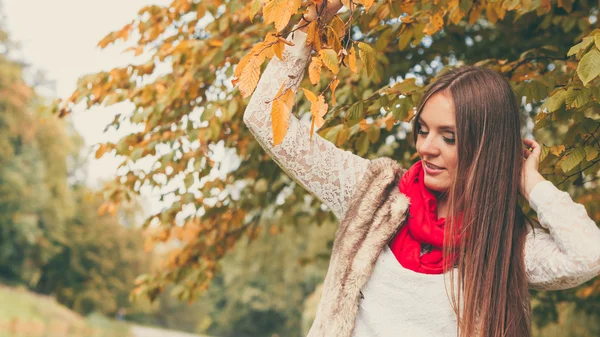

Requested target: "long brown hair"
[{"left": 411, "top": 65, "right": 531, "bottom": 337}]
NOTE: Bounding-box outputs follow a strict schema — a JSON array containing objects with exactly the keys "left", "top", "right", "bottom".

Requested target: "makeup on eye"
[{"left": 417, "top": 128, "right": 456, "bottom": 144}]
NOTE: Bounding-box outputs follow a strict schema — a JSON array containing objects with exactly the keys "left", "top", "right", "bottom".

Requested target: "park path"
[{"left": 130, "top": 324, "right": 211, "bottom": 337}]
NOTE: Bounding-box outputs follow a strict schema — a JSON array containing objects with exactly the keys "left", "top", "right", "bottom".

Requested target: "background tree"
[
  {"left": 0, "top": 16, "right": 151, "bottom": 319},
  {"left": 59, "top": 0, "right": 600, "bottom": 335}
]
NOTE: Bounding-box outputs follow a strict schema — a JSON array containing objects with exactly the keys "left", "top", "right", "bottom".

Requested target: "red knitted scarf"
[{"left": 389, "top": 160, "right": 462, "bottom": 274}]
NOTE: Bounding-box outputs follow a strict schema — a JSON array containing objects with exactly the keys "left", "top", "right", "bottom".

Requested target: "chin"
[{"left": 424, "top": 177, "right": 450, "bottom": 193}]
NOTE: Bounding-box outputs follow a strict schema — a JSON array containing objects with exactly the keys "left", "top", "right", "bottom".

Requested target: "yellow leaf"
[
  {"left": 301, "top": 88, "right": 318, "bottom": 102},
  {"left": 271, "top": 84, "right": 294, "bottom": 146},
  {"left": 320, "top": 49, "right": 339, "bottom": 74},
  {"left": 424, "top": 13, "right": 444, "bottom": 36},
  {"left": 309, "top": 56, "right": 323, "bottom": 85},
  {"left": 348, "top": 46, "right": 358, "bottom": 73},
  {"left": 469, "top": 3, "right": 484, "bottom": 25},
  {"left": 264, "top": 0, "right": 302, "bottom": 32},
  {"left": 359, "top": 0, "right": 375, "bottom": 12},
  {"left": 197, "top": 3, "right": 207, "bottom": 18},
  {"left": 273, "top": 39, "right": 285, "bottom": 60},
  {"left": 249, "top": 0, "right": 262, "bottom": 21},
  {"left": 359, "top": 119, "right": 369, "bottom": 132},
  {"left": 357, "top": 42, "right": 376, "bottom": 77},
  {"left": 485, "top": 2, "right": 498, "bottom": 24},
  {"left": 306, "top": 20, "right": 318, "bottom": 48},
  {"left": 309, "top": 95, "right": 328, "bottom": 141},
  {"left": 238, "top": 57, "right": 261, "bottom": 97},
  {"left": 207, "top": 39, "right": 223, "bottom": 47},
  {"left": 96, "top": 143, "right": 108, "bottom": 159},
  {"left": 330, "top": 77, "right": 340, "bottom": 106},
  {"left": 550, "top": 145, "right": 566, "bottom": 156}
]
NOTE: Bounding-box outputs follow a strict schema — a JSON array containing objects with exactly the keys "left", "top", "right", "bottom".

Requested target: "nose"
[{"left": 418, "top": 133, "right": 440, "bottom": 158}]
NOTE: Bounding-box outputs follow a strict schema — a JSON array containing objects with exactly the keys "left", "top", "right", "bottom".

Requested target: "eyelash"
[{"left": 417, "top": 129, "right": 456, "bottom": 144}]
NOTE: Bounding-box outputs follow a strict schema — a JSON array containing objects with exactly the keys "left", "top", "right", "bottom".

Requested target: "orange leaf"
[
  {"left": 271, "top": 83, "right": 294, "bottom": 146},
  {"left": 359, "top": 0, "right": 375, "bottom": 12},
  {"left": 424, "top": 13, "right": 444, "bottom": 35},
  {"left": 309, "top": 95, "right": 328, "bottom": 141},
  {"left": 273, "top": 39, "right": 285, "bottom": 60},
  {"left": 238, "top": 57, "right": 262, "bottom": 97},
  {"left": 301, "top": 88, "right": 318, "bottom": 102},
  {"left": 308, "top": 56, "right": 323, "bottom": 85},
  {"left": 264, "top": 0, "right": 302, "bottom": 32},
  {"left": 330, "top": 77, "right": 340, "bottom": 106},
  {"left": 96, "top": 143, "right": 108, "bottom": 159},
  {"left": 306, "top": 20, "right": 318, "bottom": 47},
  {"left": 348, "top": 46, "right": 358, "bottom": 73}
]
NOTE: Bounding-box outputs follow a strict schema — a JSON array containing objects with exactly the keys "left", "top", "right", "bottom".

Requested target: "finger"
[
  {"left": 527, "top": 139, "right": 541, "bottom": 158},
  {"left": 522, "top": 138, "right": 537, "bottom": 153}
]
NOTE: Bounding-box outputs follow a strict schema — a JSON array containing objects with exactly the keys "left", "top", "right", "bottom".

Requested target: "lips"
[{"left": 424, "top": 161, "right": 444, "bottom": 170}]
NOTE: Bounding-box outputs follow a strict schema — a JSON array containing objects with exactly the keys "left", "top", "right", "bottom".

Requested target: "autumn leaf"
[
  {"left": 249, "top": 0, "right": 263, "bottom": 21},
  {"left": 273, "top": 39, "right": 285, "bottom": 60},
  {"left": 424, "top": 13, "right": 444, "bottom": 36},
  {"left": 272, "top": 83, "right": 295, "bottom": 146},
  {"left": 306, "top": 20, "right": 318, "bottom": 48},
  {"left": 308, "top": 56, "right": 323, "bottom": 85},
  {"left": 330, "top": 77, "right": 340, "bottom": 106},
  {"left": 238, "top": 57, "right": 262, "bottom": 97},
  {"left": 301, "top": 89, "right": 329, "bottom": 142},
  {"left": 320, "top": 49, "right": 339, "bottom": 74},
  {"left": 357, "top": 42, "right": 376, "bottom": 77},
  {"left": 263, "top": 0, "right": 302, "bottom": 32},
  {"left": 347, "top": 46, "right": 358, "bottom": 73},
  {"left": 358, "top": 0, "right": 375, "bottom": 12}
]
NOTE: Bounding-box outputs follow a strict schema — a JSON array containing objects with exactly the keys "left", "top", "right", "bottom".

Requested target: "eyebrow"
[{"left": 417, "top": 117, "right": 456, "bottom": 132}]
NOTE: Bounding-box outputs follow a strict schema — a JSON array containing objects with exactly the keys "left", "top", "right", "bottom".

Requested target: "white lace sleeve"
[
  {"left": 242, "top": 27, "right": 369, "bottom": 220},
  {"left": 524, "top": 180, "right": 600, "bottom": 290}
]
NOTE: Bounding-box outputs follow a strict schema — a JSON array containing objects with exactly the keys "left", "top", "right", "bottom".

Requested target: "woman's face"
[{"left": 415, "top": 91, "right": 458, "bottom": 193}]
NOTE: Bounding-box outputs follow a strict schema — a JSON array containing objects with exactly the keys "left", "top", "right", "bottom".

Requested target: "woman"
[{"left": 242, "top": 2, "right": 600, "bottom": 337}]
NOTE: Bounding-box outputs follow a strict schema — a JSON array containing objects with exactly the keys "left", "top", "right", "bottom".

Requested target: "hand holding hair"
[{"left": 521, "top": 138, "right": 546, "bottom": 200}]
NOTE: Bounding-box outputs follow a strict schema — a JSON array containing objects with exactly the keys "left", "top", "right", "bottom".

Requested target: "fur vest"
[{"left": 306, "top": 157, "right": 411, "bottom": 337}]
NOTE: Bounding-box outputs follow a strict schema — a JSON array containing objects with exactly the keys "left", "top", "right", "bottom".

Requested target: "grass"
[{"left": 0, "top": 284, "right": 132, "bottom": 337}]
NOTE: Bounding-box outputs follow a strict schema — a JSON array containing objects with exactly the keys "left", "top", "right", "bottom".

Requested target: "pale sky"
[{"left": 2, "top": 0, "right": 242, "bottom": 221}]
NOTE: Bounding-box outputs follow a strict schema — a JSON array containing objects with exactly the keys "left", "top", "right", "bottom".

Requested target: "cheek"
[{"left": 445, "top": 151, "right": 458, "bottom": 172}]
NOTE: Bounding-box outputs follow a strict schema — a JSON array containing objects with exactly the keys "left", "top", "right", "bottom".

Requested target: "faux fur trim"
[{"left": 307, "top": 157, "right": 410, "bottom": 337}]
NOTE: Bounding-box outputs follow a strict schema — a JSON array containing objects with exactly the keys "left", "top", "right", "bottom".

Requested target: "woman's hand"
[
  {"left": 521, "top": 138, "right": 546, "bottom": 200},
  {"left": 299, "top": 0, "right": 344, "bottom": 31}
]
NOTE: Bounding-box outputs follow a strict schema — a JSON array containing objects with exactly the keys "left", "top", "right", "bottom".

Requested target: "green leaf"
[
  {"left": 355, "top": 132, "right": 370, "bottom": 156},
  {"left": 392, "top": 97, "right": 412, "bottom": 121},
  {"left": 577, "top": 49, "right": 600, "bottom": 86},
  {"left": 357, "top": 42, "right": 376, "bottom": 78},
  {"left": 185, "top": 174, "right": 194, "bottom": 189},
  {"left": 367, "top": 124, "right": 381, "bottom": 143},
  {"left": 322, "top": 124, "right": 343, "bottom": 144},
  {"left": 347, "top": 101, "right": 364, "bottom": 121},
  {"left": 585, "top": 146, "right": 599, "bottom": 161},
  {"left": 560, "top": 147, "right": 586, "bottom": 173},
  {"left": 567, "top": 36, "right": 593, "bottom": 59},
  {"left": 398, "top": 28, "right": 413, "bottom": 51},
  {"left": 565, "top": 87, "right": 591, "bottom": 109},
  {"left": 541, "top": 89, "right": 567, "bottom": 112},
  {"left": 522, "top": 80, "right": 550, "bottom": 104},
  {"left": 540, "top": 145, "right": 550, "bottom": 162}
]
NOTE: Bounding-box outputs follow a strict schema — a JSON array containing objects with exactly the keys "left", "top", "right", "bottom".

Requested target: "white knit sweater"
[{"left": 242, "top": 27, "right": 600, "bottom": 337}]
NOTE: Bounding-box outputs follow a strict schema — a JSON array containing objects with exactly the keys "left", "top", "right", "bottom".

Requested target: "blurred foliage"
[
  {"left": 42, "top": 0, "right": 600, "bottom": 336},
  {"left": 0, "top": 17, "right": 150, "bottom": 320}
]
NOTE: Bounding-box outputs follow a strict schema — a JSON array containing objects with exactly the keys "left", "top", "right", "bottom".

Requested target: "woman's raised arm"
[
  {"left": 524, "top": 180, "right": 600, "bottom": 290},
  {"left": 242, "top": 27, "right": 369, "bottom": 220}
]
